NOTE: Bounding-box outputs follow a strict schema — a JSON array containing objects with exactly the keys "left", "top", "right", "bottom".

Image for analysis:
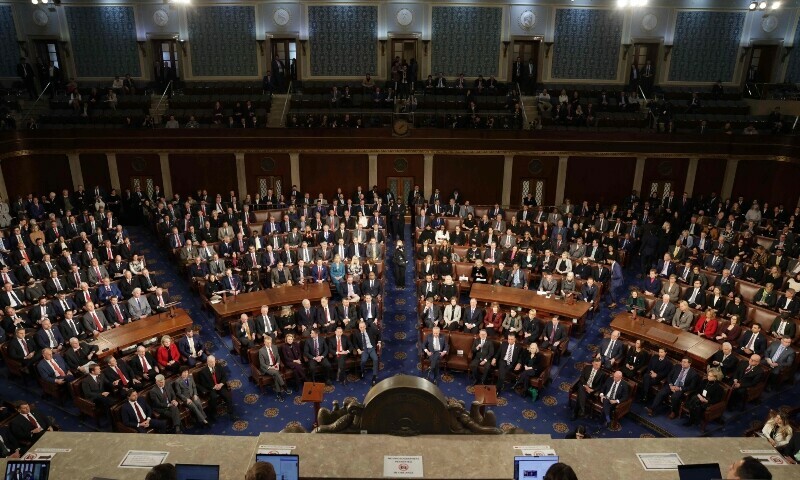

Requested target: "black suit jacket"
[
  {"left": 10, "top": 411, "right": 52, "bottom": 441},
  {"left": 666, "top": 365, "right": 699, "bottom": 392},
  {"left": 733, "top": 361, "right": 764, "bottom": 388},
  {"left": 471, "top": 338, "right": 494, "bottom": 362},
  {"left": 600, "top": 377, "right": 630, "bottom": 402},
  {"left": 494, "top": 342, "right": 522, "bottom": 366},
  {"left": 575, "top": 365, "right": 608, "bottom": 390},
  {"left": 196, "top": 366, "right": 229, "bottom": 393},
  {"left": 303, "top": 336, "right": 329, "bottom": 360}
]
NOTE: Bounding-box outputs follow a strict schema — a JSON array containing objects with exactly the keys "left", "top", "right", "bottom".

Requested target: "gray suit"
[
  {"left": 172, "top": 375, "right": 207, "bottom": 422},
  {"left": 538, "top": 277, "right": 558, "bottom": 294},
  {"left": 651, "top": 300, "right": 676, "bottom": 321},
  {"left": 258, "top": 345, "right": 286, "bottom": 393},
  {"left": 671, "top": 309, "right": 694, "bottom": 331},
  {"left": 82, "top": 310, "right": 110, "bottom": 333},
  {"left": 208, "top": 259, "right": 226, "bottom": 275},
  {"left": 148, "top": 384, "right": 181, "bottom": 428},
  {"left": 87, "top": 266, "right": 109, "bottom": 284},
  {"left": 763, "top": 341, "right": 795, "bottom": 374},
  {"left": 128, "top": 296, "right": 152, "bottom": 319},
  {"left": 569, "top": 244, "right": 586, "bottom": 260}
]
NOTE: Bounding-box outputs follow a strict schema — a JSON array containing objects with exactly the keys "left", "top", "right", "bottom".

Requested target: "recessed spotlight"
[
  {"left": 749, "top": 1, "right": 758, "bottom": 10},
  {"left": 759, "top": 1, "right": 768, "bottom": 9}
]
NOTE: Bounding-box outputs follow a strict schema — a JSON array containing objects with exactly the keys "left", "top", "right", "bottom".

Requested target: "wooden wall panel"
[
  {"left": 564, "top": 156, "right": 636, "bottom": 205},
  {"left": 243, "top": 153, "right": 291, "bottom": 198},
  {"left": 298, "top": 154, "right": 369, "bottom": 199},
  {"left": 642, "top": 158, "right": 689, "bottom": 196},
  {"left": 510, "top": 156, "right": 559, "bottom": 206},
  {"left": 693, "top": 158, "right": 726, "bottom": 200},
  {"left": 432, "top": 155, "right": 504, "bottom": 205},
  {"left": 732, "top": 160, "right": 800, "bottom": 206},
  {"left": 2, "top": 154, "right": 71, "bottom": 201},
  {"left": 79, "top": 154, "right": 111, "bottom": 192},
  {"left": 115, "top": 154, "right": 162, "bottom": 192},
  {"left": 169, "top": 154, "right": 237, "bottom": 198}
]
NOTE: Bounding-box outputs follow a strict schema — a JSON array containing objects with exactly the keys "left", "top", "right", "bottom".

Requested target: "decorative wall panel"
[
  {"left": 66, "top": 6, "right": 140, "bottom": 77},
  {"left": 669, "top": 11, "right": 745, "bottom": 82},
  {"left": 187, "top": 6, "right": 258, "bottom": 77},
  {"left": 551, "top": 8, "right": 623, "bottom": 80},
  {"left": 785, "top": 15, "right": 800, "bottom": 82},
  {"left": 431, "top": 6, "right": 501, "bottom": 77},
  {"left": 0, "top": 5, "right": 18, "bottom": 77},
  {"left": 308, "top": 6, "right": 377, "bottom": 77}
]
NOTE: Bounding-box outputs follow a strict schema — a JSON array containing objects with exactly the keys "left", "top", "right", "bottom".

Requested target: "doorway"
[
  {"left": 32, "top": 40, "right": 64, "bottom": 92},
  {"left": 389, "top": 39, "right": 418, "bottom": 80},
  {"left": 151, "top": 40, "right": 179, "bottom": 90},
  {"left": 748, "top": 45, "right": 778, "bottom": 84},
  {"left": 386, "top": 176, "right": 414, "bottom": 205},
  {"left": 510, "top": 40, "right": 539, "bottom": 93},
  {"left": 271, "top": 39, "right": 297, "bottom": 85}
]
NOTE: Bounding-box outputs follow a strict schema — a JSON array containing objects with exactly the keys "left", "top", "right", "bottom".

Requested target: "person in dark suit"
[
  {"left": 763, "top": 337, "right": 795, "bottom": 387},
  {"left": 8, "top": 328, "right": 41, "bottom": 368},
  {"left": 178, "top": 328, "right": 207, "bottom": 366},
  {"left": 422, "top": 326, "right": 448, "bottom": 384},
  {"left": 599, "top": 370, "right": 630, "bottom": 428},
  {"left": 710, "top": 342, "right": 739, "bottom": 382},
  {"left": 683, "top": 280, "right": 708, "bottom": 310},
  {"left": 120, "top": 389, "right": 168, "bottom": 433},
  {"left": 540, "top": 317, "right": 567, "bottom": 363},
  {"left": 729, "top": 354, "right": 764, "bottom": 410},
  {"left": 10, "top": 402, "right": 54, "bottom": 445},
  {"left": 17, "top": 57, "right": 37, "bottom": 100},
  {"left": 470, "top": 329, "right": 495, "bottom": 385},
  {"left": 420, "top": 297, "right": 442, "bottom": 328},
  {"left": 303, "top": 329, "right": 332, "bottom": 384},
  {"left": 572, "top": 358, "right": 607, "bottom": 419},
  {"left": 196, "top": 355, "right": 235, "bottom": 420},
  {"left": 36, "top": 348, "right": 74, "bottom": 384},
  {"left": 63, "top": 337, "right": 99, "bottom": 374},
  {"left": 490, "top": 334, "right": 522, "bottom": 394},
  {"left": 353, "top": 321, "right": 381, "bottom": 386},
  {"left": 358, "top": 294, "right": 379, "bottom": 327},
  {"left": 597, "top": 330, "right": 624, "bottom": 368},
  {"left": 129, "top": 345, "right": 159, "bottom": 382},
  {"left": 58, "top": 310, "right": 85, "bottom": 341},
  {"left": 769, "top": 312, "right": 796, "bottom": 340},
  {"left": 148, "top": 374, "right": 182, "bottom": 433},
  {"left": 682, "top": 368, "right": 725, "bottom": 426},
  {"left": 646, "top": 358, "right": 699, "bottom": 419},
  {"left": 638, "top": 347, "right": 673, "bottom": 403},
  {"left": 462, "top": 299, "right": 483, "bottom": 334},
  {"left": 103, "top": 356, "right": 142, "bottom": 395},
  {"left": 81, "top": 364, "right": 115, "bottom": 415},
  {"left": 737, "top": 323, "right": 767, "bottom": 357},
  {"left": 34, "top": 319, "right": 64, "bottom": 351},
  {"left": 328, "top": 326, "right": 351, "bottom": 383}
]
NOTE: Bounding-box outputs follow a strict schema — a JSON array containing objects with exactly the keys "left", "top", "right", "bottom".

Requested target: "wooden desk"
[
  {"left": 91, "top": 309, "right": 194, "bottom": 358},
  {"left": 473, "top": 385, "right": 497, "bottom": 416},
  {"left": 302, "top": 382, "right": 325, "bottom": 429},
  {"left": 470, "top": 283, "right": 591, "bottom": 334},
  {"left": 610, "top": 313, "right": 719, "bottom": 368},
  {"left": 210, "top": 283, "right": 329, "bottom": 331}
]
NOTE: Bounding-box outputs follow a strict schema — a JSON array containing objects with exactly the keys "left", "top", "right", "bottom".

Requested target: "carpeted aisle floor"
[{"left": 1, "top": 224, "right": 796, "bottom": 439}]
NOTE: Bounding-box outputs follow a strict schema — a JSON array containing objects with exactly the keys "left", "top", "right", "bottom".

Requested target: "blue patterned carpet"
[{"left": 1, "top": 225, "right": 795, "bottom": 439}]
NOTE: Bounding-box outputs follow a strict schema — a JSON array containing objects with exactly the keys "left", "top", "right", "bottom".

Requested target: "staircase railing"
[
  {"left": 19, "top": 82, "right": 51, "bottom": 124},
  {"left": 279, "top": 81, "right": 293, "bottom": 127},
  {"left": 516, "top": 82, "right": 528, "bottom": 128},
  {"left": 152, "top": 80, "right": 173, "bottom": 129}
]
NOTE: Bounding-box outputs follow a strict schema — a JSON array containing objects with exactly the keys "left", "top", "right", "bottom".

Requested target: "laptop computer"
[
  {"left": 256, "top": 453, "right": 299, "bottom": 480},
  {"left": 513, "top": 455, "right": 559, "bottom": 480},
  {"left": 4, "top": 460, "right": 50, "bottom": 480},
  {"left": 175, "top": 464, "right": 220, "bottom": 480},
  {"left": 677, "top": 463, "right": 723, "bottom": 480}
]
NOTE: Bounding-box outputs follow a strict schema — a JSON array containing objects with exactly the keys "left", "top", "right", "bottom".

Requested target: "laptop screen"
[
  {"left": 677, "top": 463, "right": 723, "bottom": 480},
  {"left": 175, "top": 464, "right": 220, "bottom": 480},
  {"left": 256, "top": 454, "right": 299, "bottom": 480},
  {"left": 4, "top": 460, "right": 50, "bottom": 480},
  {"left": 514, "top": 455, "right": 559, "bottom": 480}
]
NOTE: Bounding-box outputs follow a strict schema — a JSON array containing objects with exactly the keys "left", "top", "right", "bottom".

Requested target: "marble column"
[
  {"left": 554, "top": 156, "right": 568, "bottom": 206},
  {"left": 67, "top": 153, "right": 84, "bottom": 190},
  {"left": 106, "top": 153, "right": 121, "bottom": 191},
  {"left": 721, "top": 158, "right": 738, "bottom": 200},
  {"left": 290, "top": 153, "right": 300, "bottom": 190},
  {"left": 0, "top": 163, "right": 8, "bottom": 202},
  {"left": 235, "top": 153, "right": 247, "bottom": 199},
  {"left": 369, "top": 154, "right": 378, "bottom": 189},
  {"left": 159, "top": 153, "right": 173, "bottom": 198},
  {"left": 423, "top": 154, "right": 433, "bottom": 199},
  {"left": 684, "top": 156, "right": 699, "bottom": 196},
  {"left": 501, "top": 155, "right": 513, "bottom": 207},
  {"left": 632, "top": 155, "right": 646, "bottom": 195}
]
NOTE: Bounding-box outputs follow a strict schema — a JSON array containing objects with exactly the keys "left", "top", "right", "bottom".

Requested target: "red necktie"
[
  {"left": 268, "top": 348, "right": 275, "bottom": 365},
  {"left": 20, "top": 339, "right": 28, "bottom": 356},
  {"left": 26, "top": 414, "right": 38, "bottom": 428},
  {"left": 107, "top": 248, "right": 112, "bottom": 259},
  {"left": 23, "top": 250, "right": 29, "bottom": 262},
  {"left": 133, "top": 402, "right": 145, "bottom": 422},
  {"left": 92, "top": 312, "right": 103, "bottom": 331},
  {"left": 211, "top": 369, "right": 218, "bottom": 384},
  {"left": 115, "top": 366, "right": 128, "bottom": 385},
  {"left": 49, "top": 359, "right": 65, "bottom": 377},
  {"left": 115, "top": 305, "right": 123, "bottom": 323},
  {"left": 141, "top": 356, "right": 149, "bottom": 371}
]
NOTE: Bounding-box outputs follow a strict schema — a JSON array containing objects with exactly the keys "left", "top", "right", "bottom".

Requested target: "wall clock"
[{"left": 396, "top": 8, "right": 413, "bottom": 27}]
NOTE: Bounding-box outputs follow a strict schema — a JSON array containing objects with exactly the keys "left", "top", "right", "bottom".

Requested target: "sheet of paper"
[
  {"left": 383, "top": 456, "right": 423, "bottom": 478},
  {"left": 636, "top": 452, "right": 683, "bottom": 471},
  {"left": 740, "top": 450, "right": 789, "bottom": 466},
  {"left": 118, "top": 450, "right": 169, "bottom": 469},
  {"left": 257, "top": 444, "right": 296, "bottom": 455}
]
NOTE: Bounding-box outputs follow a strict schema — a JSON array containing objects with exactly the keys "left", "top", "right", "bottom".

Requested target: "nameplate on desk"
[
  {"left": 35, "top": 448, "right": 72, "bottom": 453},
  {"left": 646, "top": 327, "right": 679, "bottom": 344},
  {"left": 257, "top": 445, "right": 295, "bottom": 455},
  {"left": 384, "top": 456, "right": 423, "bottom": 478}
]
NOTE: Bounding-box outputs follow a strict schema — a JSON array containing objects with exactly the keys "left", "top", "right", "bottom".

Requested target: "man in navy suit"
[
  {"left": 597, "top": 330, "right": 624, "bottom": 368},
  {"left": 599, "top": 370, "right": 630, "bottom": 428},
  {"left": 703, "top": 249, "right": 725, "bottom": 273},
  {"left": 96, "top": 278, "right": 122, "bottom": 304},
  {"left": 178, "top": 328, "right": 207, "bottom": 366},
  {"left": 491, "top": 334, "right": 522, "bottom": 394},
  {"left": 646, "top": 358, "right": 698, "bottom": 419},
  {"left": 37, "top": 348, "right": 74, "bottom": 384},
  {"left": 303, "top": 329, "right": 332, "bottom": 384},
  {"left": 737, "top": 323, "right": 767, "bottom": 357},
  {"left": 220, "top": 268, "right": 242, "bottom": 293},
  {"left": 120, "top": 389, "right": 168, "bottom": 433},
  {"left": 35, "top": 319, "right": 64, "bottom": 350},
  {"left": 423, "top": 326, "right": 448, "bottom": 384},
  {"left": 354, "top": 321, "right": 381, "bottom": 386}
]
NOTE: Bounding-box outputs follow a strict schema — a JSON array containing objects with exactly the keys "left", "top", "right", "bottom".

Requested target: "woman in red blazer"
[
  {"left": 483, "top": 302, "right": 504, "bottom": 338},
  {"left": 692, "top": 309, "right": 719, "bottom": 338},
  {"left": 156, "top": 335, "right": 182, "bottom": 375}
]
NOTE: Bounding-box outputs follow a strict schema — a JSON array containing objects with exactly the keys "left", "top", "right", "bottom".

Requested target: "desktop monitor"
[
  {"left": 256, "top": 453, "right": 299, "bottom": 480},
  {"left": 677, "top": 463, "right": 723, "bottom": 480},
  {"left": 175, "top": 464, "right": 220, "bottom": 480},
  {"left": 513, "top": 455, "right": 559, "bottom": 480},
  {"left": 4, "top": 460, "right": 50, "bottom": 480}
]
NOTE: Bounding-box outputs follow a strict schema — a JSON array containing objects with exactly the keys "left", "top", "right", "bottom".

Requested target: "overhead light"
[
  {"left": 31, "top": 0, "right": 38, "bottom": 5},
  {"left": 749, "top": 1, "right": 757, "bottom": 9},
  {"left": 617, "top": 0, "right": 629, "bottom": 7},
  {"left": 772, "top": 1, "right": 782, "bottom": 9},
  {"left": 759, "top": 1, "right": 768, "bottom": 9},
  {"left": 41, "top": 0, "right": 48, "bottom": 3}
]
